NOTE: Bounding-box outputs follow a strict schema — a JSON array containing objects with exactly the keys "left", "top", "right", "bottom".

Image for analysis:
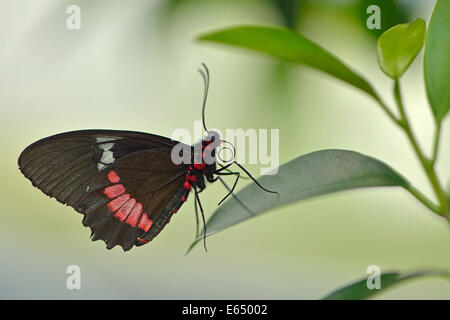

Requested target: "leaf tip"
[{"left": 185, "top": 239, "right": 200, "bottom": 256}]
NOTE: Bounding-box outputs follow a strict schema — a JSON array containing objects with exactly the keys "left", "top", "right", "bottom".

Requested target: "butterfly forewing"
[{"left": 18, "top": 130, "right": 190, "bottom": 251}]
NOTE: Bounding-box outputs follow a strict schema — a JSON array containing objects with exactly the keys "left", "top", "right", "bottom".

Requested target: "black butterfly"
[{"left": 18, "top": 64, "right": 276, "bottom": 251}]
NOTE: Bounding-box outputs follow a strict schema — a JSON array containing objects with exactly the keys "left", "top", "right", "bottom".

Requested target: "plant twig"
[
  {"left": 392, "top": 80, "right": 448, "bottom": 218},
  {"left": 431, "top": 122, "right": 441, "bottom": 166},
  {"left": 404, "top": 184, "right": 441, "bottom": 215},
  {"left": 373, "top": 95, "right": 401, "bottom": 125}
]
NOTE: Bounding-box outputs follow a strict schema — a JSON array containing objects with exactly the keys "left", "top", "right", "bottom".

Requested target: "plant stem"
[
  {"left": 431, "top": 122, "right": 441, "bottom": 166},
  {"left": 404, "top": 185, "right": 441, "bottom": 215},
  {"left": 373, "top": 95, "right": 402, "bottom": 126},
  {"left": 393, "top": 80, "right": 448, "bottom": 218}
]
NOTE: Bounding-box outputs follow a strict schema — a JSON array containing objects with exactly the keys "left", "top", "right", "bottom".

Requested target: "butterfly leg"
[
  {"left": 194, "top": 195, "right": 200, "bottom": 238},
  {"left": 210, "top": 163, "right": 235, "bottom": 183},
  {"left": 216, "top": 163, "right": 250, "bottom": 180},
  {"left": 193, "top": 185, "right": 208, "bottom": 252},
  {"left": 215, "top": 170, "right": 240, "bottom": 205},
  {"left": 216, "top": 177, "right": 255, "bottom": 217},
  {"left": 215, "top": 163, "right": 233, "bottom": 173}
]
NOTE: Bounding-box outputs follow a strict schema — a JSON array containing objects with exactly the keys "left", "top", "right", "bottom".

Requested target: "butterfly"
[{"left": 18, "top": 64, "right": 276, "bottom": 251}]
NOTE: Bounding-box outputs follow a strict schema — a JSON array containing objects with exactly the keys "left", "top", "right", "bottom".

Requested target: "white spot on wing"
[
  {"left": 101, "top": 150, "right": 114, "bottom": 164},
  {"left": 96, "top": 137, "right": 117, "bottom": 143},
  {"left": 96, "top": 137, "right": 116, "bottom": 171}
]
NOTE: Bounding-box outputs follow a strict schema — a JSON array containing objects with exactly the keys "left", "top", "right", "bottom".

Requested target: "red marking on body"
[
  {"left": 138, "top": 213, "right": 153, "bottom": 232},
  {"left": 194, "top": 163, "right": 206, "bottom": 170},
  {"left": 181, "top": 195, "right": 186, "bottom": 202},
  {"left": 125, "top": 202, "right": 143, "bottom": 227},
  {"left": 183, "top": 181, "right": 191, "bottom": 190},
  {"left": 103, "top": 184, "right": 125, "bottom": 199},
  {"left": 107, "top": 194, "right": 130, "bottom": 212},
  {"left": 107, "top": 170, "right": 120, "bottom": 183},
  {"left": 173, "top": 209, "right": 178, "bottom": 213},
  {"left": 114, "top": 198, "right": 136, "bottom": 222},
  {"left": 186, "top": 174, "right": 196, "bottom": 182}
]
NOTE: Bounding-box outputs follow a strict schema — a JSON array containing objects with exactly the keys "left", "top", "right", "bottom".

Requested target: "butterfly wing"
[{"left": 18, "top": 130, "right": 190, "bottom": 251}]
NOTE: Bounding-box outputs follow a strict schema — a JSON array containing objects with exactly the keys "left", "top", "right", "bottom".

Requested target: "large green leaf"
[
  {"left": 198, "top": 26, "right": 378, "bottom": 100},
  {"left": 323, "top": 270, "right": 450, "bottom": 300},
  {"left": 424, "top": 0, "right": 450, "bottom": 123},
  {"left": 188, "top": 150, "right": 408, "bottom": 251},
  {"left": 377, "top": 18, "right": 426, "bottom": 79}
]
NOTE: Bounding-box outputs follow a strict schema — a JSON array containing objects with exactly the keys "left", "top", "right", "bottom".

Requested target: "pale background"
[{"left": 0, "top": 0, "right": 449, "bottom": 299}]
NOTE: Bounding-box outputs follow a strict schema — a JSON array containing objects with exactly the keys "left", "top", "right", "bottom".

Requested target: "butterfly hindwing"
[
  {"left": 18, "top": 130, "right": 190, "bottom": 251},
  {"left": 79, "top": 149, "right": 188, "bottom": 250}
]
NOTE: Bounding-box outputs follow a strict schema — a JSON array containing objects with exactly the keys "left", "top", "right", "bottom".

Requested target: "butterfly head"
[
  {"left": 192, "top": 130, "right": 220, "bottom": 164},
  {"left": 202, "top": 130, "right": 221, "bottom": 147}
]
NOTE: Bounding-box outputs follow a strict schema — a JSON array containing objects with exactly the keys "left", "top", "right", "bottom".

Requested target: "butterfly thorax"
[{"left": 187, "top": 137, "right": 219, "bottom": 192}]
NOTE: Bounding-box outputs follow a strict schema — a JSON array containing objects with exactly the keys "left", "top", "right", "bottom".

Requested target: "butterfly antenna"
[{"left": 198, "top": 63, "right": 210, "bottom": 133}]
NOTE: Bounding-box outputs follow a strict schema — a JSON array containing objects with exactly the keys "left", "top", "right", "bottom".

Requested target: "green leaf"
[
  {"left": 188, "top": 150, "right": 408, "bottom": 252},
  {"left": 198, "top": 26, "right": 378, "bottom": 100},
  {"left": 377, "top": 18, "right": 426, "bottom": 79},
  {"left": 322, "top": 270, "right": 450, "bottom": 300},
  {"left": 269, "top": 0, "right": 302, "bottom": 30},
  {"left": 424, "top": 0, "right": 450, "bottom": 123}
]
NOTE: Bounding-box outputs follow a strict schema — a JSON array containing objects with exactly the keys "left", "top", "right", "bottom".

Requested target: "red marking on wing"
[
  {"left": 102, "top": 169, "right": 183, "bottom": 235},
  {"left": 107, "top": 170, "right": 121, "bottom": 183},
  {"left": 114, "top": 198, "right": 136, "bottom": 222},
  {"left": 137, "top": 237, "right": 149, "bottom": 244},
  {"left": 173, "top": 209, "right": 178, "bottom": 213},
  {"left": 107, "top": 194, "right": 130, "bottom": 212},
  {"left": 103, "top": 184, "right": 125, "bottom": 199},
  {"left": 138, "top": 213, "right": 153, "bottom": 232},
  {"left": 125, "top": 202, "right": 143, "bottom": 227}
]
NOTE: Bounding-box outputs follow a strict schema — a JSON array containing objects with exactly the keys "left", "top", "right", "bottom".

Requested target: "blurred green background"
[{"left": 1, "top": 0, "right": 449, "bottom": 299}]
